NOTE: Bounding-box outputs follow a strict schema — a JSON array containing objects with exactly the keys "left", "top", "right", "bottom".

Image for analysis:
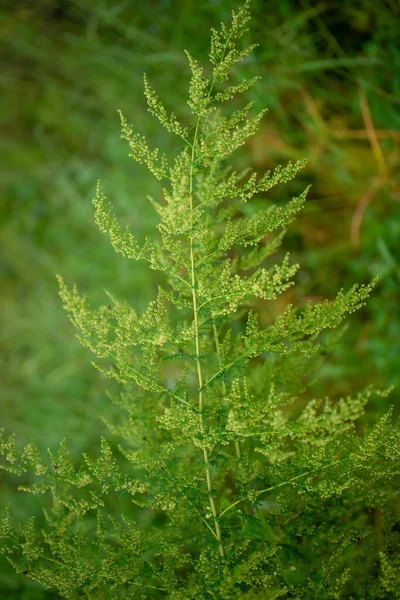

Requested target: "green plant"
[{"left": 1, "top": 2, "right": 399, "bottom": 598}]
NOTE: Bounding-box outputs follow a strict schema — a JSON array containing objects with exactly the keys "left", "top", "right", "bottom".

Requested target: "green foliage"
[{"left": 1, "top": 2, "right": 399, "bottom": 598}]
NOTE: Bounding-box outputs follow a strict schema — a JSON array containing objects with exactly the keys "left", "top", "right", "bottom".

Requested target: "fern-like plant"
[{"left": 1, "top": 2, "right": 399, "bottom": 598}]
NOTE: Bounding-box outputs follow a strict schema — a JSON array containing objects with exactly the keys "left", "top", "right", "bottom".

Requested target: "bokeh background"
[{"left": 1, "top": 0, "right": 399, "bottom": 596}]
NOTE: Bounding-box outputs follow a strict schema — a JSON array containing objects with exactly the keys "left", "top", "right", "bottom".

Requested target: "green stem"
[
  {"left": 127, "top": 581, "right": 166, "bottom": 592},
  {"left": 189, "top": 117, "right": 225, "bottom": 559},
  {"left": 185, "top": 26, "right": 236, "bottom": 560}
]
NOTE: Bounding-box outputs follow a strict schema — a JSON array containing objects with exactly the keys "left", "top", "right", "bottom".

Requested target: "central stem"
[{"left": 189, "top": 117, "right": 225, "bottom": 559}]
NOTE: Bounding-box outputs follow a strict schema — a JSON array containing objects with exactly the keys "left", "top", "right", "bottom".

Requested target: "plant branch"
[
  {"left": 219, "top": 458, "right": 348, "bottom": 519},
  {"left": 213, "top": 320, "right": 241, "bottom": 460}
]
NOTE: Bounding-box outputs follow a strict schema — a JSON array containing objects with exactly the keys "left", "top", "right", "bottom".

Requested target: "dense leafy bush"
[{"left": 1, "top": 2, "right": 399, "bottom": 598}]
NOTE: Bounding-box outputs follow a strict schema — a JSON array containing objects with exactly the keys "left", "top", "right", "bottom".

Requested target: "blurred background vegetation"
[{"left": 1, "top": 0, "right": 399, "bottom": 596}]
